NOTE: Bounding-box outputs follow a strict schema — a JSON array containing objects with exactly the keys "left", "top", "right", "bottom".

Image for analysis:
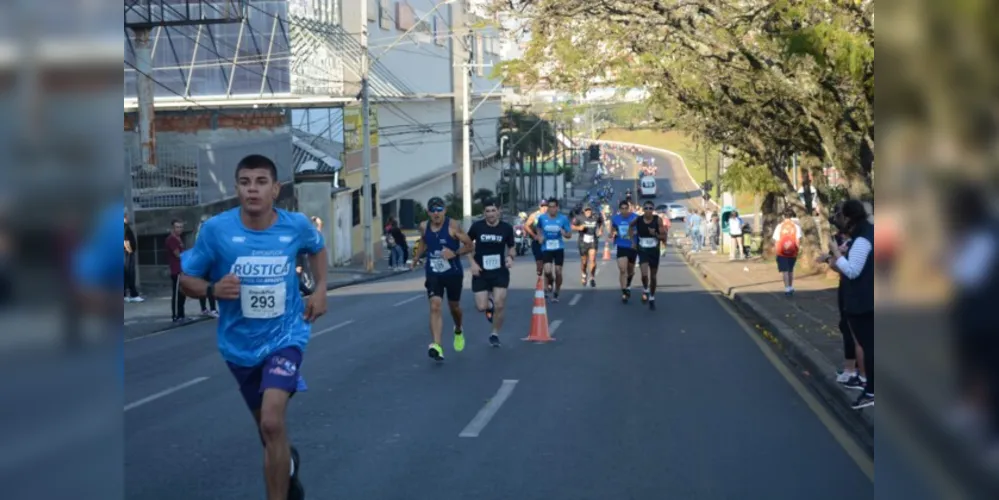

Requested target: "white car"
[
  {"left": 639, "top": 176, "right": 657, "bottom": 198},
  {"left": 657, "top": 203, "right": 688, "bottom": 221}
]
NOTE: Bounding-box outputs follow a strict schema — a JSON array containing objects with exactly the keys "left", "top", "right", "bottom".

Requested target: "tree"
[{"left": 494, "top": 0, "right": 872, "bottom": 257}]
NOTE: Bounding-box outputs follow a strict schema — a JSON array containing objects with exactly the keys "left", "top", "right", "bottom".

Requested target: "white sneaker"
[
  {"left": 835, "top": 370, "right": 856, "bottom": 384},
  {"left": 131, "top": 296, "right": 145, "bottom": 303}
]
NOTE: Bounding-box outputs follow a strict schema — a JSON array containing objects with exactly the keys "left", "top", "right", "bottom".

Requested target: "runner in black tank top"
[
  {"left": 467, "top": 199, "right": 516, "bottom": 347},
  {"left": 631, "top": 201, "right": 668, "bottom": 310}
]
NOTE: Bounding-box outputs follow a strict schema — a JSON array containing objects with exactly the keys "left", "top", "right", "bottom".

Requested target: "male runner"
[
  {"left": 572, "top": 205, "right": 603, "bottom": 287},
  {"left": 609, "top": 200, "right": 639, "bottom": 303},
  {"left": 629, "top": 201, "right": 669, "bottom": 310},
  {"left": 410, "top": 196, "right": 474, "bottom": 361},
  {"left": 534, "top": 199, "right": 572, "bottom": 301},
  {"left": 522, "top": 199, "right": 548, "bottom": 277},
  {"left": 180, "top": 154, "right": 326, "bottom": 500},
  {"left": 467, "top": 199, "right": 516, "bottom": 347}
]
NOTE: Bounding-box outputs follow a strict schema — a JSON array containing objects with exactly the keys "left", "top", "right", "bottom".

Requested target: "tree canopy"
[{"left": 495, "top": 0, "right": 874, "bottom": 205}]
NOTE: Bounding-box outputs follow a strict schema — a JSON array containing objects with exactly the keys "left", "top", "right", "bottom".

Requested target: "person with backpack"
[{"left": 773, "top": 208, "right": 803, "bottom": 296}]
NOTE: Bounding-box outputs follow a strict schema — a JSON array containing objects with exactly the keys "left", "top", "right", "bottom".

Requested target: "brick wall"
[{"left": 123, "top": 109, "right": 288, "bottom": 133}]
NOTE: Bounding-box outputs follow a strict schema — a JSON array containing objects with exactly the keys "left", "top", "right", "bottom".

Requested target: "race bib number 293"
[{"left": 241, "top": 284, "right": 287, "bottom": 319}]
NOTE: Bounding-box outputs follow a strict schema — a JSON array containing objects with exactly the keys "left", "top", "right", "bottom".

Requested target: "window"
[
  {"left": 379, "top": 0, "right": 392, "bottom": 29},
  {"left": 352, "top": 189, "right": 361, "bottom": 226},
  {"left": 351, "top": 185, "right": 378, "bottom": 227},
  {"left": 475, "top": 34, "right": 484, "bottom": 76}
]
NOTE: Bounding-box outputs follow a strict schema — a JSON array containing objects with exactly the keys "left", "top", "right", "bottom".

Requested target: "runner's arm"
[
  {"left": 411, "top": 222, "right": 427, "bottom": 263},
  {"left": 465, "top": 224, "right": 478, "bottom": 269},
  {"left": 451, "top": 220, "right": 474, "bottom": 257},
  {"left": 523, "top": 213, "right": 538, "bottom": 238},
  {"left": 300, "top": 216, "right": 328, "bottom": 291},
  {"left": 505, "top": 225, "right": 517, "bottom": 263},
  {"left": 627, "top": 218, "right": 638, "bottom": 241},
  {"left": 179, "top": 221, "right": 217, "bottom": 298}
]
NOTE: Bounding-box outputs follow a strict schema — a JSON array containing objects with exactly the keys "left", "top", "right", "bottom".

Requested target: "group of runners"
[{"left": 171, "top": 153, "right": 672, "bottom": 499}]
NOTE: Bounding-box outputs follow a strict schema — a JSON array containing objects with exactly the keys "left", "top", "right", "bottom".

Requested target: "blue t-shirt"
[
  {"left": 536, "top": 213, "right": 571, "bottom": 251},
  {"left": 422, "top": 217, "right": 463, "bottom": 276},
  {"left": 181, "top": 208, "right": 325, "bottom": 367},
  {"left": 611, "top": 213, "right": 639, "bottom": 248},
  {"left": 75, "top": 202, "right": 126, "bottom": 380}
]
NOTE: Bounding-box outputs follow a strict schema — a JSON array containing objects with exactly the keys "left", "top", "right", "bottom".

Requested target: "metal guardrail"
[{"left": 125, "top": 141, "right": 201, "bottom": 210}]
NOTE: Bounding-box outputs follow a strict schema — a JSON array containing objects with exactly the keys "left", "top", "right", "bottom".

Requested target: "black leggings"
[
  {"left": 847, "top": 312, "right": 874, "bottom": 393},
  {"left": 838, "top": 287, "right": 856, "bottom": 360}
]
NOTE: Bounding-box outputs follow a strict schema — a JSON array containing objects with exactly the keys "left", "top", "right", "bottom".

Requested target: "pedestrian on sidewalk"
[
  {"left": 728, "top": 211, "right": 745, "bottom": 260},
  {"left": 124, "top": 211, "right": 144, "bottom": 302},
  {"left": 773, "top": 209, "right": 803, "bottom": 295},
  {"left": 824, "top": 203, "right": 867, "bottom": 392},
  {"left": 827, "top": 200, "right": 874, "bottom": 410},
  {"left": 195, "top": 215, "right": 219, "bottom": 317},
  {"left": 706, "top": 212, "right": 719, "bottom": 253},
  {"left": 688, "top": 209, "right": 703, "bottom": 252},
  {"left": 165, "top": 219, "right": 188, "bottom": 324}
]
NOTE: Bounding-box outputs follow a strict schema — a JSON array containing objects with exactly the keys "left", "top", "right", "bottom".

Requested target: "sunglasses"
[{"left": 429, "top": 205, "right": 446, "bottom": 213}]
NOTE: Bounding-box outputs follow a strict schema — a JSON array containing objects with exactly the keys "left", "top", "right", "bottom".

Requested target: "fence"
[{"left": 124, "top": 140, "right": 201, "bottom": 210}]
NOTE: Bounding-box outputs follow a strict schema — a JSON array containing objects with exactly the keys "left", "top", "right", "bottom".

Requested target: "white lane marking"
[
  {"left": 549, "top": 319, "right": 563, "bottom": 335},
  {"left": 568, "top": 294, "right": 582, "bottom": 306},
  {"left": 393, "top": 295, "right": 422, "bottom": 307},
  {"left": 459, "top": 380, "right": 519, "bottom": 438},
  {"left": 312, "top": 320, "right": 355, "bottom": 338},
  {"left": 124, "top": 377, "right": 210, "bottom": 412}
]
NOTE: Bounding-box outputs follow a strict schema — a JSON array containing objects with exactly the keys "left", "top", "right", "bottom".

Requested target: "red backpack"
[{"left": 775, "top": 220, "right": 800, "bottom": 258}]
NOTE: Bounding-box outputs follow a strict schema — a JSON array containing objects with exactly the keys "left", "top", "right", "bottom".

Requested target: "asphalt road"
[{"left": 125, "top": 153, "right": 879, "bottom": 499}]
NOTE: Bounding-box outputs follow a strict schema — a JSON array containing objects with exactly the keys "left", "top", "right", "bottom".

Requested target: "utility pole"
[
  {"left": 360, "top": 0, "right": 374, "bottom": 271},
  {"left": 461, "top": 32, "right": 473, "bottom": 229}
]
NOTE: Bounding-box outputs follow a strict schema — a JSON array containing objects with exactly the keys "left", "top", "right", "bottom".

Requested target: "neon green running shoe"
[
  {"left": 428, "top": 343, "right": 444, "bottom": 361},
  {"left": 453, "top": 327, "right": 465, "bottom": 352}
]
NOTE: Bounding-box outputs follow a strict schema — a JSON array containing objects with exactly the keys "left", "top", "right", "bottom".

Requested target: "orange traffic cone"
[
  {"left": 602, "top": 242, "right": 612, "bottom": 261},
  {"left": 523, "top": 277, "right": 555, "bottom": 342}
]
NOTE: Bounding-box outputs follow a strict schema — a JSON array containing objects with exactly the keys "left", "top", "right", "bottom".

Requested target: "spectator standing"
[
  {"left": 824, "top": 203, "right": 867, "bottom": 392},
  {"left": 728, "top": 210, "right": 745, "bottom": 260},
  {"left": 688, "top": 210, "right": 703, "bottom": 252},
  {"left": 828, "top": 200, "right": 875, "bottom": 409},
  {"left": 124, "top": 211, "right": 143, "bottom": 302},
  {"left": 772, "top": 209, "right": 803, "bottom": 295},
  {"left": 165, "top": 219, "right": 188, "bottom": 324},
  {"left": 706, "top": 213, "right": 719, "bottom": 253}
]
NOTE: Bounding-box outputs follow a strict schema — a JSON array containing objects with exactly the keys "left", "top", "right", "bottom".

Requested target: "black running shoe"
[
  {"left": 649, "top": 299, "right": 656, "bottom": 311},
  {"left": 289, "top": 446, "right": 305, "bottom": 500},
  {"left": 590, "top": 278, "right": 596, "bottom": 288},
  {"left": 489, "top": 334, "right": 501, "bottom": 348},
  {"left": 551, "top": 293, "right": 560, "bottom": 303},
  {"left": 851, "top": 393, "right": 874, "bottom": 410},
  {"left": 485, "top": 298, "right": 495, "bottom": 323},
  {"left": 842, "top": 376, "right": 865, "bottom": 391}
]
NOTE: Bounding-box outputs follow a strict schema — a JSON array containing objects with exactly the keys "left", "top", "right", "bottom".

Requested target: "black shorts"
[
  {"left": 542, "top": 249, "right": 566, "bottom": 266},
  {"left": 776, "top": 256, "right": 797, "bottom": 273},
  {"left": 531, "top": 240, "right": 543, "bottom": 261},
  {"left": 471, "top": 270, "right": 510, "bottom": 293},
  {"left": 638, "top": 250, "right": 660, "bottom": 268},
  {"left": 425, "top": 273, "right": 463, "bottom": 301},
  {"left": 578, "top": 240, "right": 599, "bottom": 254},
  {"left": 616, "top": 247, "right": 638, "bottom": 263}
]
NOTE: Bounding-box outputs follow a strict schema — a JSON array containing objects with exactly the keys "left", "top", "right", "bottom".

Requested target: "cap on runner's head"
[
  {"left": 539, "top": 199, "right": 548, "bottom": 207},
  {"left": 583, "top": 205, "right": 593, "bottom": 212},
  {"left": 427, "top": 196, "right": 446, "bottom": 212}
]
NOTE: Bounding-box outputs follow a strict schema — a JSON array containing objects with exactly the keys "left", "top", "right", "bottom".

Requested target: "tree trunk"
[{"left": 759, "top": 192, "right": 781, "bottom": 259}]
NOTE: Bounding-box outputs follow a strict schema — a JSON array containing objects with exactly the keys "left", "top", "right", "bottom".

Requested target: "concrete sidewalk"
[{"left": 124, "top": 265, "right": 410, "bottom": 338}]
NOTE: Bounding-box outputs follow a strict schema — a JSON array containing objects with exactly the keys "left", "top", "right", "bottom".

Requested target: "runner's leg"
[
  {"left": 579, "top": 251, "right": 588, "bottom": 283},
  {"left": 617, "top": 255, "right": 629, "bottom": 289},
  {"left": 260, "top": 388, "right": 293, "bottom": 500},
  {"left": 491, "top": 287, "right": 508, "bottom": 332},
  {"left": 429, "top": 296, "right": 444, "bottom": 347},
  {"left": 586, "top": 246, "right": 597, "bottom": 280}
]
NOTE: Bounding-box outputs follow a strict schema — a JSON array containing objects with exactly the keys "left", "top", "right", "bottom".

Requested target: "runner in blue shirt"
[
  {"left": 533, "top": 198, "right": 572, "bottom": 302},
  {"left": 180, "top": 154, "right": 326, "bottom": 500},
  {"left": 74, "top": 202, "right": 125, "bottom": 376},
  {"left": 609, "top": 199, "right": 640, "bottom": 303}
]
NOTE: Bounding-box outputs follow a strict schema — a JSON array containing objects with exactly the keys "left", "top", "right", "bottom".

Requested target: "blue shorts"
[{"left": 226, "top": 346, "right": 307, "bottom": 411}]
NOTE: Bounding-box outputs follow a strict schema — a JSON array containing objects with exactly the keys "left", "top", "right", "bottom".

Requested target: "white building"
[{"left": 345, "top": 0, "right": 504, "bottom": 228}]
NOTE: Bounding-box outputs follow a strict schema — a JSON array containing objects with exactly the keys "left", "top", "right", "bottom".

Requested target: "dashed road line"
[
  {"left": 312, "top": 320, "right": 355, "bottom": 338},
  {"left": 459, "top": 380, "right": 519, "bottom": 438},
  {"left": 393, "top": 295, "right": 422, "bottom": 307},
  {"left": 568, "top": 294, "right": 582, "bottom": 306},
  {"left": 125, "top": 377, "right": 210, "bottom": 412}
]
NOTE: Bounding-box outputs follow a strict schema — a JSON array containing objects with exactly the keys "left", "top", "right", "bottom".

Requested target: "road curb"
[
  {"left": 678, "top": 248, "right": 874, "bottom": 456},
  {"left": 325, "top": 269, "right": 410, "bottom": 291}
]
